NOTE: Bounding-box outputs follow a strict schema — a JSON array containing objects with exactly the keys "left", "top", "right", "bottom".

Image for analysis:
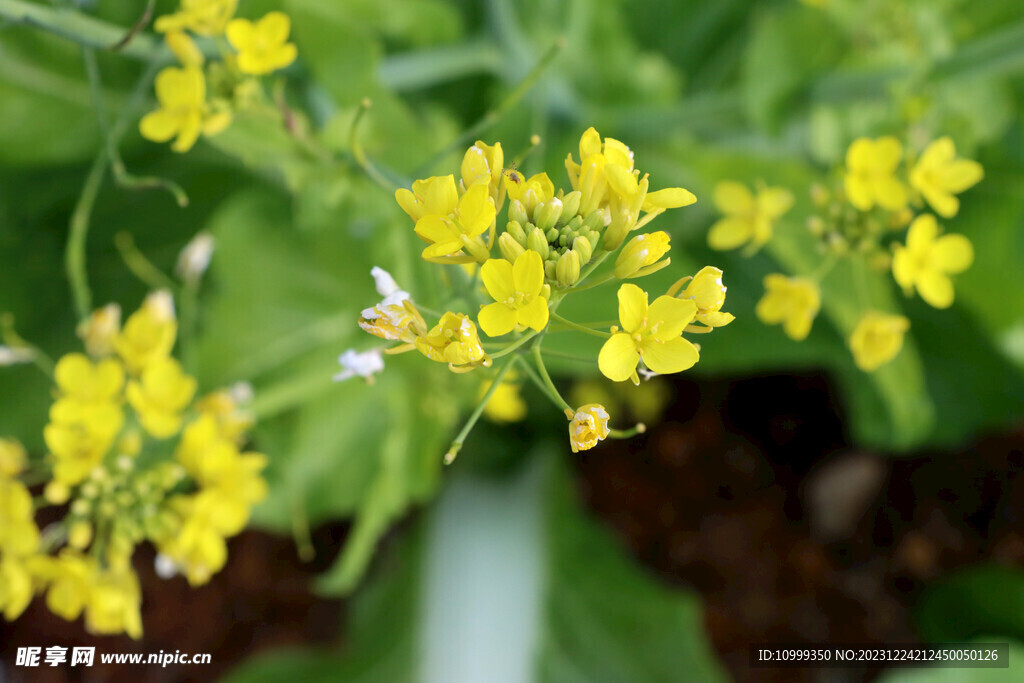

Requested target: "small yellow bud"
[
  {"left": 526, "top": 227, "right": 550, "bottom": 259},
  {"left": 534, "top": 198, "right": 564, "bottom": 231},
  {"left": 614, "top": 232, "right": 671, "bottom": 279},
  {"left": 498, "top": 232, "right": 526, "bottom": 263},
  {"left": 0, "top": 438, "right": 27, "bottom": 477},
  {"left": 45, "top": 480, "right": 71, "bottom": 505},
  {"left": 573, "top": 235, "right": 593, "bottom": 264},
  {"left": 69, "top": 522, "right": 93, "bottom": 550},
  {"left": 555, "top": 250, "right": 582, "bottom": 287}
]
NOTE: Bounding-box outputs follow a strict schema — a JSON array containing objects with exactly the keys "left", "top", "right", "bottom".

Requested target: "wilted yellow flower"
[
  {"left": 115, "top": 291, "right": 177, "bottom": 374},
  {"left": 599, "top": 284, "right": 699, "bottom": 384},
  {"left": 85, "top": 567, "right": 143, "bottom": 639},
  {"left": 415, "top": 313, "right": 488, "bottom": 369},
  {"left": 0, "top": 438, "right": 26, "bottom": 477},
  {"left": 614, "top": 232, "right": 671, "bottom": 279},
  {"left": 77, "top": 303, "right": 121, "bottom": 358},
  {"left": 226, "top": 12, "right": 298, "bottom": 76},
  {"left": 755, "top": 275, "right": 820, "bottom": 341},
  {"left": 566, "top": 404, "right": 611, "bottom": 453},
  {"left": 892, "top": 214, "right": 973, "bottom": 309},
  {"left": 358, "top": 267, "right": 427, "bottom": 343},
  {"left": 478, "top": 251, "right": 551, "bottom": 336},
  {"left": 850, "top": 312, "right": 909, "bottom": 371},
  {"left": 843, "top": 137, "right": 908, "bottom": 212},
  {"left": 155, "top": 0, "right": 238, "bottom": 36},
  {"left": 708, "top": 181, "right": 793, "bottom": 252},
  {"left": 909, "top": 137, "right": 984, "bottom": 218},
  {"left": 396, "top": 178, "right": 496, "bottom": 264},
  {"left": 0, "top": 556, "right": 33, "bottom": 621},
  {"left": 672, "top": 266, "right": 735, "bottom": 328},
  {"left": 126, "top": 358, "right": 198, "bottom": 438},
  {"left": 140, "top": 66, "right": 231, "bottom": 153}
]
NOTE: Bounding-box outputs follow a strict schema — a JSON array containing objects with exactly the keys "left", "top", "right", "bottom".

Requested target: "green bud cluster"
[{"left": 502, "top": 190, "right": 603, "bottom": 287}]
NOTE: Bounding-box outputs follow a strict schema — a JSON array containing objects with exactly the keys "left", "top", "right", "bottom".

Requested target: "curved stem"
[
  {"left": 488, "top": 330, "right": 538, "bottom": 359},
  {"left": 67, "top": 150, "right": 107, "bottom": 323},
  {"left": 575, "top": 251, "right": 610, "bottom": 287},
  {"left": 549, "top": 312, "right": 611, "bottom": 338},
  {"left": 568, "top": 271, "right": 615, "bottom": 293},
  {"left": 530, "top": 342, "right": 572, "bottom": 413},
  {"left": 349, "top": 98, "right": 402, "bottom": 194},
  {"left": 540, "top": 348, "right": 597, "bottom": 364},
  {"left": 114, "top": 232, "right": 176, "bottom": 291},
  {"left": 444, "top": 356, "right": 516, "bottom": 464},
  {"left": 609, "top": 424, "right": 646, "bottom": 439}
]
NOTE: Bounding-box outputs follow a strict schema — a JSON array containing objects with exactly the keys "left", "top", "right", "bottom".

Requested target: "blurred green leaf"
[
  {"left": 915, "top": 565, "right": 1024, "bottom": 644},
  {"left": 877, "top": 642, "right": 1024, "bottom": 682}
]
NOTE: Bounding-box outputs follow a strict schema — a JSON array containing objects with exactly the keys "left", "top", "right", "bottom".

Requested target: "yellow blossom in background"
[
  {"left": 415, "top": 313, "right": 488, "bottom": 369},
  {"left": 44, "top": 401, "right": 123, "bottom": 486},
  {"left": 42, "top": 552, "right": 92, "bottom": 622},
  {"left": 0, "top": 556, "right": 33, "bottom": 621},
  {"left": 672, "top": 266, "right": 735, "bottom": 328},
  {"left": 756, "top": 275, "right": 821, "bottom": 341},
  {"left": 843, "top": 136, "right": 908, "bottom": 212},
  {"left": 599, "top": 284, "right": 699, "bottom": 384},
  {"left": 85, "top": 567, "right": 143, "bottom": 639},
  {"left": 126, "top": 358, "right": 198, "bottom": 438},
  {"left": 910, "top": 137, "right": 984, "bottom": 218},
  {"left": 566, "top": 404, "right": 611, "bottom": 453},
  {"left": 397, "top": 178, "right": 496, "bottom": 263},
  {"left": 139, "top": 66, "right": 231, "bottom": 153},
  {"left": 166, "top": 30, "right": 204, "bottom": 67},
  {"left": 708, "top": 181, "right": 793, "bottom": 252},
  {"left": 53, "top": 353, "right": 124, "bottom": 407},
  {"left": 478, "top": 251, "right": 551, "bottom": 336},
  {"left": 155, "top": 0, "right": 238, "bottom": 36},
  {"left": 0, "top": 478, "right": 39, "bottom": 557},
  {"left": 850, "top": 312, "right": 910, "bottom": 371},
  {"left": 76, "top": 303, "right": 121, "bottom": 357},
  {"left": 226, "top": 12, "right": 298, "bottom": 76},
  {"left": 115, "top": 292, "right": 177, "bottom": 374},
  {"left": 892, "top": 214, "right": 973, "bottom": 309},
  {"left": 614, "top": 232, "right": 671, "bottom": 279},
  {"left": 481, "top": 375, "right": 528, "bottom": 423},
  {"left": 0, "top": 438, "right": 26, "bottom": 477}
]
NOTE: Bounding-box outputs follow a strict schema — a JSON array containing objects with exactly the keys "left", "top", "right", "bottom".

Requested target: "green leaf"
[
  {"left": 915, "top": 565, "right": 1024, "bottom": 644},
  {"left": 538, "top": 456, "right": 726, "bottom": 683}
]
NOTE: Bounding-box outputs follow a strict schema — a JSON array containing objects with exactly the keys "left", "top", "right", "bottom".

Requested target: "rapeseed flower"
[
  {"left": 892, "top": 214, "right": 973, "bottom": 309},
  {"left": 850, "top": 312, "right": 910, "bottom": 371},
  {"left": 755, "top": 275, "right": 821, "bottom": 341},
  {"left": 478, "top": 251, "right": 551, "bottom": 336},
  {"left": 566, "top": 404, "right": 611, "bottom": 453},
  {"left": 139, "top": 66, "right": 230, "bottom": 153},
  {"left": 671, "top": 266, "right": 734, "bottom": 328},
  {"left": 708, "top": 180, "right": 793, "bottom": 252},
  {"left": 843, "top": 136, "right": 908, "bottom": 212},
  {"left": 909, "top": 137, "right": 983, "bottom": 218},
  {"left": 226, "top": 12, "right": 298, "bottom": 76}
]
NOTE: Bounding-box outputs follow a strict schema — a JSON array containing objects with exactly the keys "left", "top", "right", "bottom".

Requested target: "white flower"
[
  {"left": 333, "top": 348, "right": 385, "bottom": 382},
  {"left": 371, "top": 266, "right": 406, "bottom": 298},
  {"left": 0, "top": 345, "right": 34, "bottom": 366},
  {"left": 176, "top": 232, "right": 216, "bottom": 282}
]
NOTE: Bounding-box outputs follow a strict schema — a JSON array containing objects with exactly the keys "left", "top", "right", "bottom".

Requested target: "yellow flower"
[
  {"left": 0, "top": 478, "right": 39, "bottom": 557},
  {"left": 76, "top": 303, "right": 121, "bottom": 358},
  {"left": 44, "top": 401, "right": 124, "bottom": 486},
  {"left": 843, "top": 136, "right": 908, "bottom": 212},
  {"left": 672, "top": 266, "right": 735, "bottom": 328},
  {"left": 126, "top": 358, "right": 198, "bottom": 438},
  {"left": 481, "top": 376, "right": 527, "bottom": 423},
  {"left": 503, "top": 171, "right": 555, "bottom": 214},
  {"left": 85, "top": 567, "right": 143, "bottom": 639},
  {"left": 53, "top": 353, "right": 124, "bottom": 407},
  {"left": 850, "top": 312, "right": 910, "bottom": 372},
  {"left": 566, "top": 404, "right": 611, "bottom": 453},
  {"left": 195, "top": 388, "right": 254, "bottom": 443},
  {"left": 397, "top": 179, "right": 496, "bottom": 264},
  {"left": 358, "top": 267, "right": 427, "bottom": 343},
  {"left": 614, "top": 232, "right": 672, "bottom": 279},
  {"left": 0, "top": 438, "right": 26, "bottom": 477},
  {"left": 598, "top": 284, "right": 700, "bottom": 384},
  {"left": 115, "top": 291, "right": 177, "bottom": 374},
  {"left": 166, "top": 30, "right": 204, "bottom": 67},
  {"left": 909, "top": 137, "right": 984, "bottom": 218},
  {"left": 892, "top": 214, "right": 973, "bottom": 309},
  {"left": 155, "top": 0, "right": 238, "bottom": 36},
  {"left": 755, "top": 274, "right": 821, "bottom": 341},
  {"left": 42, "top": 552, "right": 92, "bottom": 622},
  {"left": 0, "top": 556, "right": 33, "bottom": 621},
  {"left": 140, "top": 66, "right": 231, "bottom": 153},
  {"left": 226, "top": 12, "right": 298, "bottom": 76},
  {"left": 708, "top": 181, "right": 793, "bottom": 252},
  {"left": 478, "top": 251, "right": 551, "bottom": 336},
  {"left": 415, "top": 312, "right": 488, "bottom": 369},
  {"left": 461, "top": 141, "right": 505, "bottom": 206}
]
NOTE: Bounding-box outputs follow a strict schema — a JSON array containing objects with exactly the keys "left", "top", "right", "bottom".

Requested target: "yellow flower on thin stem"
[
  {"left": 140, "top": 66, "right": 231, "bottom": 153},
  {"left": 478, "top": 251, "right": 551, "bottom": 336},
  {"left": 850, "top": 312, "right": 910, "bottom": 372},
  {"left": 755, "top": 275, "right": 821, "bottom": 341},
  {"left": 566, "top": 404, "right": 611, "bottom": 453},
  {"left": 226, "top": 12, "right": 298, "bottom": 76},
  {"left": 892, "top": 214, "right": 973, "bottom": 309},
  {"left": 909, "top": 137, "right": 984, "bottom": 218},
  {"left": 115, "top": 292, "right": 177, "bottom": 374},
  {"left": 670, "top": 266, "right": 735, "bottom": 328},
  {"left": 708, "top": 181, "right": 793, "bottom": 252},
  {"left": 53, "top": 353, "right": 124, "bottom": 407},
  {"left": 843, "top": 136, "right": 908, "bottom": 212},
  {"left": 126, "top": 358, "right": 198, "bottom": 438},
  {"left": 415, "top": 313, "right": 489, "bottom": 371},
  {"left": 461, "top": 141, "right": 505, "bottom": 206},
  {"left": 598, "top": 284, "right": 700, "bottom": 384},
  {"left": 614, "top": 232, "right": 672, "bottom": 279},
  {"left": 397, "top": 178, "right": 496, "bottom": 264}
]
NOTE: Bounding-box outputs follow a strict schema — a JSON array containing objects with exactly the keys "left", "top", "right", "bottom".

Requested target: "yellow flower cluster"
[
  {"left": 343, "top": 129, "right": 731, "bottom": 455},
  {"left": 0, "top": 292, "right": 265, "bottom": 638},
  {"left": 710, "top": 134, "right": 980, "bottom": 373},
  {"left": 142, "top": 1, "right": 298, "bottom": 152}
]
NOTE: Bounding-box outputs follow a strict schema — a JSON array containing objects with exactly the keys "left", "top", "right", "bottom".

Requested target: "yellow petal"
[
  {"left": 226, "top": 18, "right": 255, "bottom": 51},
  {"left": 937, "top": 159, "right": 983, "bottom": 193},
  {"left": 873, "top": 136, "right": 903, "bottom": 171},
  {"left": 414, "top": 215, "right": 456, "bottom": 244},
  {"left": 457, "top": 183, "right": 495, "bottom": 236},
  {"left": 517, "top": 296, "right": 549, "bottom": 331},
  {"left": 605, "top": 164, "right": 638, "bottom": 197},
  {"left": 643, "top": 187, "right": 697, "bottom": 210},
  {"left": 140, "top": 110, "right": 180, "bottom": 143},
  {"left": 598, "top": 333, "right": 639, "bottom": 382},
  {"left": 843, "top": 173, "right": 874, "bottom": 211},
  {"left": 481, "top": 258, "right": 515, "bottom": 302},
  {"left": 906, "top": 214, "right": 938, "bottom": 252},
  {"left": 648, "top": 296, "right": 696, "bottom": 341},
  {"left": 846, "top": 138, "right": 874, "bottom": 171},
  {"left": 872, "top": 176, "right": 908, "bottom": 211},
  {"left": 640, "top": 337, "right": 699, "bottom": 374},
  {"left": 756, "top": 187, "right": 794, "bottom": 220},
  {"left": 932, "top": 234, "right": 973, "bottom": 274},
  {"left": 478, "top": 302, "right": 516, "bottom": 337},
  {"left": 713, "top": 181, "right": 754, "bottom": 215},
  {"left": 707, "top": 217, "right": 752, "bottom": 250},
  {"left": 512, "top": 250, "right": 544, "bottom": 295},
  {"left": 917, "top": 271, "right": 955, "bottom": 309},
  {"left": 616, "top": 283, "right": 648, "bottom": 332},
  {"left": 259, "top": 11, "right": 291, "bottom": 43},
  {"left": 421, "top": 175, "right": 459, "bottom": 216},
  {"left": 579, "top": 127, "right": 601, "bottom": 159},
  {"left": 921, "top": 186, "right": 959, "bottom": 218},
  {"left": 891, "top": 246, "right": 916, "bottom": 291},
  {"left": 171, "top": 111, "right": 203, "bottom": 153}
]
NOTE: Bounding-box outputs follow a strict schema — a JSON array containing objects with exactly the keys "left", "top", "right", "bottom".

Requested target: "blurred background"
[{"left": 2, "top": 0, "right": 1024, "bottom": 680}]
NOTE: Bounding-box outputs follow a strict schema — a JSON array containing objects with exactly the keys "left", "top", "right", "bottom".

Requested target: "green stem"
[
  {"left": 530, "top": 342, "right": 572, "bottom": 413},
  {"left": 413, "top": 37, "right": 565, "bottom": 176},
  {"left": 569, "top": 271, "right": 615, "bottom": 293},
  {"left": 67, "top": 149, "right": 107, "bottom": 323},
  {"left": 540, "top": 348, "right": 597, "bottom": 364},
  {"left": 114, "top": 232, "right": 177, "bottom": 291},
  {"left": 575, "top": 251, "right": 610, "bottom": 287},
  {"left": 444, "top": 356, "right": 516, "bottom": 464},
  {"left": 608, "top": 425, "right": 646, "bottom": 439},
  {"left": 291, "top": 492, "right": 315, "bottom": 563},
  {"left": 514, "top": 354, "right": 565, "bottom": 411},
  {"left": 349, "top": 98, "right": 403, "bottom": 194},
  {"left": 549, "top": 312, "right": 611, "bottom": 338},
  {"left": 489, "top": 330, "right": 539, "bottom": 359}
]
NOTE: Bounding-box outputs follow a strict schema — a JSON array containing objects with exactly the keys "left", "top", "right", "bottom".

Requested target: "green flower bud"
[
  {"left": 546, "top": 227, "right": 559, "bottom": 243},
  {"left": 526, "top": 227, "right": 550, "bottom": 259},
  {"left": 544, "top": 259, "right": 557, "bottom": 281},
  {"left": 555, "top": 249, "right": 582, "bottom": 287},
  {"left": 499, "top": 232, "right": 526, "bottom": 262},
  {"left": 509, "top": 199, "right": 529, "bottom": 225},
  {"left": 534, "top": 197, "right": 563, "bottom": 231},
  {"left": 583, "top": 210, "right": 606, "bottom": 233},
  {"left": 506, "top": 220, "right": 527, "bottom": 244},
  {"left": 565, "top": 215, "right": 584, "bottom": 233},
  {"left": 559, "top": 191, "right": 582, "bottom": 220},
  {"left": 573, "top": 235, "right": 594, "bottom": 264}
]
